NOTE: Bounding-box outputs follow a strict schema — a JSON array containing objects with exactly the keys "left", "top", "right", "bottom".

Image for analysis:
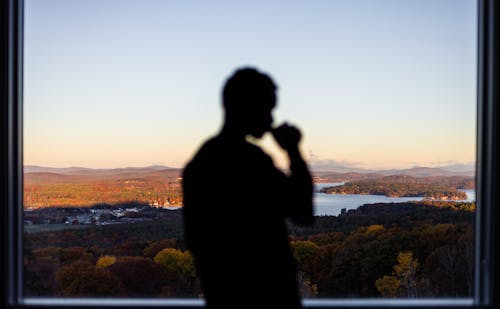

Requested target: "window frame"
[{"left": 2, "top": 0, "right": 498, "bottom": 308}]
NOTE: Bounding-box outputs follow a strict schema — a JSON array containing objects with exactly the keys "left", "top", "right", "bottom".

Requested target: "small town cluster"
[{"left": 24, "top": 204, "right": 182, "bottom": 227}]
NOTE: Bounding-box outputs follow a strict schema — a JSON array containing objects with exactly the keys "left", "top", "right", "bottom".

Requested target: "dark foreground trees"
[{"left": 24, "top": 201, "right": 474, "bottom": 298}]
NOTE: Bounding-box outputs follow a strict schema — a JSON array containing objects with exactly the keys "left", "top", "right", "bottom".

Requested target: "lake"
[{"left": 314, "top": 182, "right": 476, "bottom": 216}]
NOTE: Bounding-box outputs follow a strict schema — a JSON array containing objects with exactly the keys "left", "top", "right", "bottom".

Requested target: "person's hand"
[{"left": 271, "top": 122, "right": 302, "bottom": 153}]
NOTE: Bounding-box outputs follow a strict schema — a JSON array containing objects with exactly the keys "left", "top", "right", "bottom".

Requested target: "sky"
[{"left": 24, "top": 0, "right": 477, "bottom": 170}]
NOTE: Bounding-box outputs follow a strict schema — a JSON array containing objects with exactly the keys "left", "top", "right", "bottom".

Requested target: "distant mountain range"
[
  {"left": 309, "top": 162, "right": 475, "bottom": 177},
  {"left": 376, "top": 166, "right": 475, "bottom": 177},
  {"left": 24, "top": 165, "right": 178, "bottom": 175},
  {"left": 24, "top": 165, "right": 182, "bottom": 184},
  {"left": 24, "top": 163, "right": 475, "bottom": 180}
]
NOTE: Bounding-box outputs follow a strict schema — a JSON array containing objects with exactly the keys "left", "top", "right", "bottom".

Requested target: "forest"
[
  {"left": 24, "top": 200, "right": 475, "bottom": 298},
  {"left": 24, "top": 168, "right": 474, "bottom": 208},
  {"left": 24, "top": 174, "right": 183, "bottom": 208},
  {"left": 319, "top": 175, "right": 472, "bottom": 200}
]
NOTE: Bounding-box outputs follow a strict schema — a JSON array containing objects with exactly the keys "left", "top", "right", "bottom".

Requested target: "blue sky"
[{"left": 24, "top": 0, "right": 477, "bottom": 169}]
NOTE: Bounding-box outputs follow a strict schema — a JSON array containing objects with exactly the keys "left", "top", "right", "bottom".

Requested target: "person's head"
[{"left": 222, "top": 67, "right": 277, "bottom": 138}]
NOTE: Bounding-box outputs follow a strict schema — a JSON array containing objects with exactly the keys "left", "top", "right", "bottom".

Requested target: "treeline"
[
  {"left": 24, "top": 201, "right": 475, "bottom": 298},
  {"left": 24, "top": 177, "right": 183, "bottom": 208},
  {"left": 319, "top": 175, "right": 472, "bottom": 200}
]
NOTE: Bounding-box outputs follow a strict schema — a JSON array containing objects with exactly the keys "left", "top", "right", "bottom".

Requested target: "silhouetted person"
[{"left": 182, "top": 67, "right": 313, "bottom": 308}]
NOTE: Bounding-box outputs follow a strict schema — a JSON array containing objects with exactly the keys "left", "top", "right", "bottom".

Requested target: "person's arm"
[{"left": 272, "top": 123, "right": 314, "bottom": 225}]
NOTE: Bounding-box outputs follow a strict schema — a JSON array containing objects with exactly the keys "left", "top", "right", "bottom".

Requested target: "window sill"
[{"left": 21, "top": 297, "right": 474, "bottom": 308}]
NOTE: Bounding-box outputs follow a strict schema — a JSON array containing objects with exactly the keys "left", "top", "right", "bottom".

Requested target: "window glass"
[{"left": 23, "top": 0, "right": 477, "bottom": 299}]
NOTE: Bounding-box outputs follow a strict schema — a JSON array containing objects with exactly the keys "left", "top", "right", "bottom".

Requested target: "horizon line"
[{"left": 23, "top": 163, "right": 476, "bottom": 172}]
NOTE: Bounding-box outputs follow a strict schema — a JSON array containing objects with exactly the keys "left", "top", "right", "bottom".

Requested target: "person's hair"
[{"left": 222, "top": 67, "right": 277, "bottom": 113}]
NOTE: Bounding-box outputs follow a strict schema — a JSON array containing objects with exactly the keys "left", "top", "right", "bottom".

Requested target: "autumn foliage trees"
[
  {"left": 376, "top": 252, "right": 419, "bottom": 297},
  {"left": 24, "top": 174, "right": 183, "bottom": 208},
  {"left": 24, "top": 201, "right": 474, "bottom": 298},
  {"left": 26, "top": 241, "right": 200, "bottom": 297}
]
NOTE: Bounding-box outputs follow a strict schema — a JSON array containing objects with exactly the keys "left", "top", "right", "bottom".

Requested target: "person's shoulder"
[
  {"left": 183, "top": 137, "right": 218, "bottom": 173},
  {"left": 190, "top": 137, "right": 220, "bottom": 159}
]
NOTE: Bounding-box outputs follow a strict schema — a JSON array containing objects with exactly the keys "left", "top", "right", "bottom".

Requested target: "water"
[
  {"left": 313, "top": 183, "right": 476, "bottom": 216},
  {"left": 461, "top": 189, "right": 475, "bottom": 202}
]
